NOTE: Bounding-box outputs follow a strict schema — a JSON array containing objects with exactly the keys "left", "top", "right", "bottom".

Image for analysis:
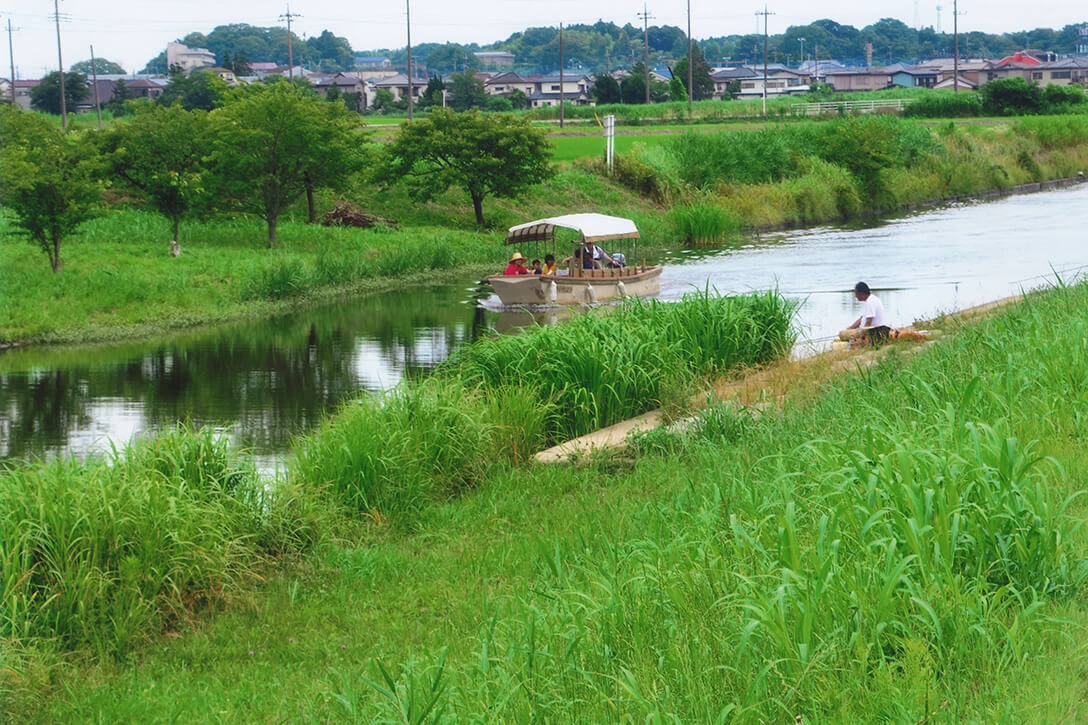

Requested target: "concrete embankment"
[{"left": 535, "top": 293, "right": 1027, "bottom": 464}]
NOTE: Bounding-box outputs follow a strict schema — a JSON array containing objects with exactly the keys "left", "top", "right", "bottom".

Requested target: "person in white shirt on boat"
[
  {"left": 845, "top": 281, "right": 891, "bottom": 345},
  {"left": 581, "top": 240, "right": 615, "bottom": 270}
]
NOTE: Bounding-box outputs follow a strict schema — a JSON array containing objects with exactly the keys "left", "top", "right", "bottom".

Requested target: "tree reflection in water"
[{"left": 0, "top": 279, "right": 550, "bottom": 462}]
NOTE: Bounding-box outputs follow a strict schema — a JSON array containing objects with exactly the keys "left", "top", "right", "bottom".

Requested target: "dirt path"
[{"left": 534, "top": 293, "right": 1026, "bottom": 463}]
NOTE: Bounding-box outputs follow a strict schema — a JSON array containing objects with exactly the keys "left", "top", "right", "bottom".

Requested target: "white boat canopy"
[{"left": 505, "top": 213, "right": 640, "bottom": 246}]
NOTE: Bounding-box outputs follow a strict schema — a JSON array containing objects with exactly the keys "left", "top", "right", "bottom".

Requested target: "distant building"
[
  {"left": 474, "top": 51, "right": 515, "bottom": 69},
  {"left": 166, "top": 42, "right": 216, "bottom": 71},
  {"left": 355, "top": 56, "right": 392, "bottom": 70},
  {"left": 484, "top": 71, "right": 534, "bottom": 98},
  {"left": 12, "top": 79, "right": 40, "bottom": 110}
]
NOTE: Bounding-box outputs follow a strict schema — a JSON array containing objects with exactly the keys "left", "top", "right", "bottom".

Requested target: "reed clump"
[
  {"left": 0, "top": 426, "right": 324, "bottom": 658},
  {"left": 292, "top": 290, "right": 797, "bottom": 523}
]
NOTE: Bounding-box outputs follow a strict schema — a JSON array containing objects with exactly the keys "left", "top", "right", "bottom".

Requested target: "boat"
[{"left": 486, "top": 213, "right": 663, "bottom": 306}]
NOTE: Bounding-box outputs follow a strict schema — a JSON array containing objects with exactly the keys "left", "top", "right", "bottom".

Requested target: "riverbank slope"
[
  {"left": 2, "top": 114, "right": 1087, "bottom": 346},
  {"left": 6, "top": 280, "right": 1088, "bottom": 721}
]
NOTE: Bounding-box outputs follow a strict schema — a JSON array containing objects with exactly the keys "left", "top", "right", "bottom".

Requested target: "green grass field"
[{"left": 7, "top": 279, "right": 1088, "bottom": 722}]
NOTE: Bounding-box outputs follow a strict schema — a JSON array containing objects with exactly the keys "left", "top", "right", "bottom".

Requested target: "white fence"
[{"left": 790, "top": 98, "right": 916, "bottom": 116}]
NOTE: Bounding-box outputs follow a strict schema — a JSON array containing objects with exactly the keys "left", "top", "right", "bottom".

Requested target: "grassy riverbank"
[
  {"left": 6, "top": 278, "right": 1088, "bottom": 721},
  {"left": 3, "top": 114, "right": 1088, "bottom": 345}
]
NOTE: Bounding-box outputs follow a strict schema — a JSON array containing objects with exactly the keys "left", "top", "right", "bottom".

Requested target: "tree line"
[
  {"left": 131, "top": 18, "right": 1087, "bottom": 80},
  {"left": 0, "top": 86, "right": 552, "bottom": 273}
]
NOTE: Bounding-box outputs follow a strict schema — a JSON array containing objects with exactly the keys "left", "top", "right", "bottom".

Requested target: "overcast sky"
[{"left": 2, "top": 1, "right": 1085, "bottom": 77}]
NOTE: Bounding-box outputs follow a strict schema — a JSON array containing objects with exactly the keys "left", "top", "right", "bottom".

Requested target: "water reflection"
[{"left": 2, "top": 184, "right": 1086, "bottom": 464}]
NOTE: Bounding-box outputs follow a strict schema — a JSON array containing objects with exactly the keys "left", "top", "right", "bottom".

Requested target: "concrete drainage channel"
[{"left": 534, "top": 293, "right": 1028, "bottom": 464}]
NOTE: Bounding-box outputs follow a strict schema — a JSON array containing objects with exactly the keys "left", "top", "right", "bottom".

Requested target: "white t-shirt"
[{"left": 861, "top": 294, "right": 887, "bottom": 328}]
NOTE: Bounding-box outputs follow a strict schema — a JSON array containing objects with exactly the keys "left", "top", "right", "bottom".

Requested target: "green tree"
[
  {"left": 620, "top": 66, "right": 647, "bottom": 104},
  {"left": 70, "top": 58, "right": 126, "bottom": 76},
  {"left": 101, "top": 105, "right": 209, "bottom": 254},
  {"left": 206, "top": 83, "right": 366, "bottom": 245},
  {"left": 105, "top": 79, "right": 135, "bottom": 116},
  {"left": 724, "top": 79, "right": 742, "bottom": 100},
  {"left": 375, "top": 108, "right": 551, "bottom": 226},
  {"left": 0, "top": 110, "right": 100, "bottom": 272},
  {"left": 507, "top": 88, "right": 530, "bottom": 110},
  {"left": 29, "top": 72, "right": 90, "bottom": 115},
  {"left": 447, "top": 71, "right": 487, "bottom": 111},
  {"left": 372, "top": 88, "right": 396, "bottom": 113},
  {"left": 232, "top": 49, "right": 253, "bottom": 76},
  {"left": 668, "top": 76, "right": 688, "bottom": 102},
  {"left": 418, "top": 76, "right": 446, "bottom": 109},
  {"left": 980, "top": 77, "right": 1044, "bottom": 116},
  {"left": 158, "top": 70, "right": 228, "bottom": 111},
  {"left": 671, "top": 43, "right": 715, "bottom": 101},
  {"left": 592, "top": 74, "right": 622, "bottom": 104},
  {"left": 485, "top": 95, "right": 514, "bottom": 112}
]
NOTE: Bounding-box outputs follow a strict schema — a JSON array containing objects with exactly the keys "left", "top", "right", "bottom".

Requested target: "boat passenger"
[
  {"left": 845, "top": 281, "right": 890, "bottom": 345},
  {"left": 541, "top": 254, "right": 558, "bottom": 276},
  {"left": 581, "top": 240, "right": 615, "bottom": 269},
  {"left": 531, "top": 259, "right": 543, "bottom": 275},
  {"left": 504, "top": 251, "right": 530, "bottom": 276}
]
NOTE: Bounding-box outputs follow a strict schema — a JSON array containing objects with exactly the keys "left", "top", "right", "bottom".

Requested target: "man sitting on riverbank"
[{"left": 845, "top": 281, "right": 891, "bottom": 345}]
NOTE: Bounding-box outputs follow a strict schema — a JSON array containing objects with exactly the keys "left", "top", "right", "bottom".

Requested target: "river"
[{"left": 2, "top": 183, "right": 1086, "bottom": 468}]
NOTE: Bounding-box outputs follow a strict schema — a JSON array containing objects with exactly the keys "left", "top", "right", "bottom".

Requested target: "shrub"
[
  {"left": 902, "top": 92, "right": 983, "bottom": 118},
  {"left": 980, "top": 77, "right": 1045, "bottom": 116}
]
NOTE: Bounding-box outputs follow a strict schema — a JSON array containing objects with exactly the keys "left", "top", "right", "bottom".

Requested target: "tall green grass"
[
  {"left": 0, "top": 427, "right": 325, "bottom": 657},
  {"left": 291, "top": 290, "right": 797, "bottom": 524},
  {"left": 669, "top": 201, "right": 741, "bottom": 244}
]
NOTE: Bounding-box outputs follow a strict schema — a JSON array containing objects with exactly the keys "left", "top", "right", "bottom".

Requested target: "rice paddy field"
[{"left": 4, "top": 278, "right": 1088, "bottom": 721}]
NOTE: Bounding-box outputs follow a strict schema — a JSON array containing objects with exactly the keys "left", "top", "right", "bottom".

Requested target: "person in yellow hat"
[{"left": 504, "top": 251, "right": 530, "bottom": 276}]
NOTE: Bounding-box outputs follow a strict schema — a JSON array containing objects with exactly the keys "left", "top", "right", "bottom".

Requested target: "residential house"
[
  {"left": 824, "top": 67, "right": 892, "bottom": 92},
  {"left": 0, "top": 78, "right": 10, "bottom": 103},
  {"left": 933, "top": 74, "right": 979, "bottom": 90},
  {"left": 887, "top": 63, "right": 939, "bottom": 89},
  {"left": 166, "top": 42, "right": 216, "bottom": 71},
  {"left": 474, "top": 51, "right": 516, "bottom": 69},
  {"left": 312, "top": 73, "right": 370, "bottom": 107},
  {"left": 995, "top": 51, "right": 1044, "bottom": 66},
  {"left": 727, "top": 64, "right": 810, "bottom": 98},
  {"left": 203, "top": 66, "right": 239, "bottom": 85},
  {"left": 710, "top": 66, "right": 758, "bottom": 98},
  {"left": 76, "top": 78, "right": 118, "bottom": 112},
  {"left": 124, "top": 78, "right": 166, "bottom": 101},
  {"left": 373, "top": 73, "right": 422, "bottom": 103},
  {"left": 1030, "top": 57, "right": 1088, "bottom": 86},
  {"left": 12, "top": 79, "right": 40, "bottom": 110},
  {"left": 354, "top": 56, "right": 392, "bottom": 70},
  {"left": 484, "top": 72, "right": 534, "bottom": 99},
  {"left": 526, "top": 72, "right": 592, "bottom": 108}
]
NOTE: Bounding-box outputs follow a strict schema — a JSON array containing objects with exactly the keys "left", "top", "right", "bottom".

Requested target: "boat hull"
[{"left": 487, "top": 267, "right": 663, "bottom": 306}]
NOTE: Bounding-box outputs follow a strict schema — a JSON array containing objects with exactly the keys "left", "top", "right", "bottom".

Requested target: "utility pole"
[
  {"left": 953, "top": 0, "right": 965, "bottom": 93},
  {"left": 89, "top": 45, "right": 102, "bottom": 129},
  {"left": 405, "top": 0, "right": 413, "bottom": 121},
  {"left": 279, "top": 4, "right": 301, "bottom": 81},
  {"left": 559, "top": 23, "right": 564, "bottom": 128},
  {"left": 6, "top": 19, "right": 17, "bottom": 107},
  {"left": 756, "top": 5, "right": 774, "bottom": 117},
  {"left": 798, "top": 36, "right": 805, "bottom": 69},
  {"left": 51, "top": 0, "right": 68, "bottom": 130},
  {"left": 814, "top": 44, "right": 820, "bottom": 85},
  {"left": 686, "top": 0, "right": 693, "bottom": 115},
  {"left": 638, "top": 3, "right": 653, "bottom": 105}
]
